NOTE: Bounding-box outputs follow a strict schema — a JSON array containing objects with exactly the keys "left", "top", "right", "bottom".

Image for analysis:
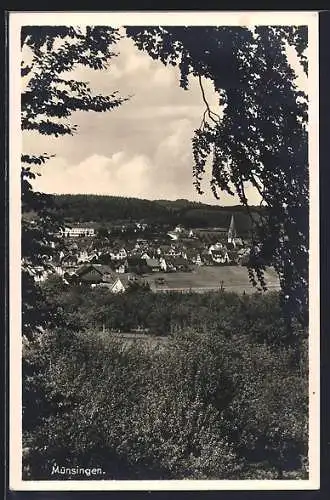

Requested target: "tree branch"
[{"left": 198, "top": 75, "right": 220, "bottom": 124}]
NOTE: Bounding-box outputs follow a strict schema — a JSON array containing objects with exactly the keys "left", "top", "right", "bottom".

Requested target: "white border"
[{"left": 9, "top": 10, "right": 320, "bottom": 491}]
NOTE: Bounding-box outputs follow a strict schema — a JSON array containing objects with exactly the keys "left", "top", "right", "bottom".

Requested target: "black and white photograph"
[{"left": 9, "top": 11, "right": 319, "bottom": 491}]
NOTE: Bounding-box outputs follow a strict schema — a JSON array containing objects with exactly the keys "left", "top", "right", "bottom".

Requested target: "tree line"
[
  {"left": 38, "top": 276, "right": 300, "bottom": 343},
  {"left": 52, "top": 193, "right": 259, "bottom": 233}
]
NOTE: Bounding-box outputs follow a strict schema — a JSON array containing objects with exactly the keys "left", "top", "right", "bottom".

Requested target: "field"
[{"left": 145, "top": 265, "right": 280, "bottom": 293}]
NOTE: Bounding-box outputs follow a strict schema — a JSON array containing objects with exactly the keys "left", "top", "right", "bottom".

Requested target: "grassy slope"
[{"left": 145, "top": 265, "right": 280, "bottom": 293}]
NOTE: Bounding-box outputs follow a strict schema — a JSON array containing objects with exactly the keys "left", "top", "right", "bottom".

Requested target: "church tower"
[{"left": 227, "top": 214, "right": 237, "bottom": 247}]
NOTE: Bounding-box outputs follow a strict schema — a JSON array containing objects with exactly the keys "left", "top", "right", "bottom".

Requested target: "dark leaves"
[{"left": 21, "top": 26, "right": 128, "bottom": 336}]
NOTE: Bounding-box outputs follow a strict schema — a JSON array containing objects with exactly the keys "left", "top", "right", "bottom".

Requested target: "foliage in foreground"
[
  {"left": 39, "top": 278, "right": 306, "bottom": 346},
  {"left": 23, "top": 313, "right": 308, "bottom": 480},
  {"left": 21, "top": 26, "right": 127, "bottom": 337}
]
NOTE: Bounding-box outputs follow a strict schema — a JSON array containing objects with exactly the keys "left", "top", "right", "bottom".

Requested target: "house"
[
  {"left": 127, "top": 254, "right": 142, "bottom": 266},
  {"left": 134, "top": 240, "right": 149, "bottom": 252},
  {"left": 227, "top": 239, "right": 244, "bottom": 250},
  {"left": 61, "top": 226, "right": 95, "bottom": 238},
  {"left": 111, "top": 247, "right": 128, "bottom": 260},
  {"left": 208, "top": 242, "right": 224, "bottom": 254},
  {"left": 116, "top": 273, "right": 143, "bottom": 289},
  {"left": 195, "top": 253, "right": 202, "bottom": 266},
  {"left": 186, "top": 249, "right": 202, "bottom": 265},
  {"left": 52, "top": 264, "right": 65, "bottom": 277},
  {"left": 89, "top": 251, "right": 102, "bottom": 262},
  {"left": 195, "top": 227, "right": 228, "bottom": 238},
  {"left": 75, "top": 264, "right": 116, "bottom": 285},
  {"left": 208, "top": 242, "right": 231, "bottom": 264},
  {"left": 112, "top": 259, "right": 128, "bottom": 274},
  {"left": 90, "top": 276, "right": 125, "bottom": 293},
  {"left": 125, "top": 242, "right": 136, "bottom": 255},
  {"left": 166, "top": 247, "right": 176, "bottom": 257},
  {"left": 167, "top": 231, "right": 179, "bottom": 241},
  {"left": 141, "top": 252, "right": 151, "bottom": 261},
  {"left": 170, "top": 244, "right": 185, "bottom": 256},
  {"left": 77, "top": 250, "right": 90, "bottom": 263},
  {"left": 173, "top": 224, "right": 185, "bottom": 234},
  {"left": 67, "top": 242, "right": 79, "bottom": 253},
  {"left": 41, "top": 253, "right": 53, "bottom": 263},
  {"left": 227, "top": 250, "right": 239, "bottom": 264},
  {"left": 201, "top": 253, "right": 214, "bottom": 266},
  {"left": 61, "top": 253, "right": 79, "bottom": 268},
  {"left": 110, "top": 277, "right": 127, "bottom": 293},
  {"left": 163, "top": 256, "right": 177, "bottom": 272},
  {"left": 131, "top": 246, "right": 142, "bottom": 256},
  {"left": 159, "top": 257, "right": 167, "bottom": 272},
  {"left": 145, "top": 258, "right": 161, "bottom": 273},
  {"left": 135, "top": 222, "right": 148, "bottom": 231},
  {"left": 173, "top": 256, "right": 190, "bottom": 271},
  {"left": 93, "top": 276, "right": 126, "bottom": 293},
  {"left": 30, "top": 262, "right": 67, "bottom": 283},
  {"left": 158, "top": 244, "right": 171, "bottom": 255},
  {"left": 94, "top": 273, "right": 143, "bottom": 293},
  {"left": 211, "top": 248, "right": 230, "bottom": 264},
  {"left": 238, "top": 248, "right": 251, "bottom": 266},
  {"left": 30, "top": 265, "right": 49, "bottom": 283}
]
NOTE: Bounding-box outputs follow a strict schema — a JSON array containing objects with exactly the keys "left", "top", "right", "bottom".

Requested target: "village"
[{"left": 29, "top": 215, "right": 280, "bottom": 294}]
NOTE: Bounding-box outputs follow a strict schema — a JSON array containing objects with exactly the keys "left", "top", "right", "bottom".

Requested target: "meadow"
[{"left": 147, "top": 265, "right": 280, "bottom": 293}]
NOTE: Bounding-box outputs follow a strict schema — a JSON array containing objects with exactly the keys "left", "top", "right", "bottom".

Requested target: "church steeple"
[{"left": 228, "top": 214, "right": 237, "bottom": 245}]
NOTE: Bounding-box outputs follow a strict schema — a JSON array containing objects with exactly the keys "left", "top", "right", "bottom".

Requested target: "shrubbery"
[
  {"left": 39, "top": 278, "right": 305, "bottom": 346},
  {"left": 22, "top": 292, "right": 308, "bottom": 479}
]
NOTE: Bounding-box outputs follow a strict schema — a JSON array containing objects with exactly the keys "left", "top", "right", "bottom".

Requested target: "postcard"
[{"left": 8, "top": 10, "right": 319, "bottom": 491}]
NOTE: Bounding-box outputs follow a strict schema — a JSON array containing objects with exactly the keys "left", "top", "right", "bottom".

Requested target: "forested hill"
[{"left": 53, "top": 194, "right": 261, "bottom": 232}]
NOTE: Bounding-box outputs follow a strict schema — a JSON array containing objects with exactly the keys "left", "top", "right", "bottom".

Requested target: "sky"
[{"left": 23, "top": 27, "right": 307, "bottom": 206}]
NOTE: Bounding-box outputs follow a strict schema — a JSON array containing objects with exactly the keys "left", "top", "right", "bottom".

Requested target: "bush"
[
  {"left": 41, "top": 279, "right": 299, "bottom": 347},
  {"left": 22, "top": 320, "right": 308, "bottom": 480}
]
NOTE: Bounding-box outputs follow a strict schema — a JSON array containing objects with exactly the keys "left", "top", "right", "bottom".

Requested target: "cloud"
[
  {"left": 108, "top": 37, "right": 177, "bottom": 89},
  {"left": 32, "top": 152, "right": 152, "bottom": 198},
  {"left": 151, "top": 65, "right": 176, "bottom": 87},
  {"left": 31, "top": 122, "right": 200, "bottom": 202},
  {"left": 32, "top": 129, "right": 261, "bottom": 206},
  {"left": 25, "top": 30, "right": 260, "bottom": 206}
]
